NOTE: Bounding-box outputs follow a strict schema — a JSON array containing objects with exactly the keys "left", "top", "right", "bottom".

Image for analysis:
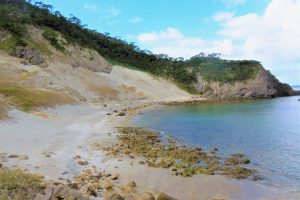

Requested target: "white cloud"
[
  {"left": 137, "top": 27, "right": 234, "bottom": 58},
  {"left": 83, "top": 4, "right": 98, "bottom": 12},
  {"left": 129, "top": 17, "right": 143, "bottom": 23},
  {"left": 218, "top": 0, "right": 300, "bottom": 63},
  {"left": 212, "top": 11, "right": 235, "bottom": 22},
  {"left": 136, "top": 0, "right": 300, "bottom": 84}
]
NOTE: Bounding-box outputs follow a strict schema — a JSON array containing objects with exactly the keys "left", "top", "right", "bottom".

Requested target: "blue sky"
[{"left": 37, "top": 0, "right": 300, "bottom": 86}]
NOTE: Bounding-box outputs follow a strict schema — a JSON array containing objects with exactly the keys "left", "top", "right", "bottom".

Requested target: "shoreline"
[
  {"left": 102, "top": 100, "right": 300, "bottom": 199},
  {"left": 1, "top": 99, "right": 300, "bottom": 199}
]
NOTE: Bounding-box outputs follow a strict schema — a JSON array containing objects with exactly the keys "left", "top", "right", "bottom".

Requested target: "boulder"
[
  {"left": 107, "top": 193, "right": 125, "bottom": 200},
  {"left": 157, "top": 192, "right": 178, "bottom": 200},
  {"left": 103, "top": 181, "right": 114, "bottom": 190},
  {"left": 35, "top": 184, "right": 89, "bottom": 200},
  {"left": 142, "top": 192, "right": 155, "bottom": 200},
  {"left": 77, "top": 160, "right": 88, "bottom": 166},
  {"left": 127, "top": 181, "right": 136, "bottom": 188},
  {"left": 111, "top": 173, "right": 119, "bottom": 180},
  {"left": 12, "top": 46, "right": 46, "bottom": 66}
]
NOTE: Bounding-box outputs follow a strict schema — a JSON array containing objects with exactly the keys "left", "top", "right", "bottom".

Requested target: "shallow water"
[{"left": 135, "top": 96, "right": 300, "bottom": 191}]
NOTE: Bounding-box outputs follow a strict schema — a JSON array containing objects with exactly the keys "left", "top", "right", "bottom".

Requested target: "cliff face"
[{"left": 194, "top": 67, "right": 295, "bottom": 99}]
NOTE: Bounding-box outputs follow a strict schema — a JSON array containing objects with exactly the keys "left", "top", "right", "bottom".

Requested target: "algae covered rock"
[{"left": 157, "top": 192, "right": 178, "bottom": 200}]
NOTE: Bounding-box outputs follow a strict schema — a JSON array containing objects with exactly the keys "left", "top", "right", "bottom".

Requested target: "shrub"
[
  {"left": 42, "top": 29, "right": 65, "bottom": 52},
  {"left": 0, "top": 168, "right": 45, "bottom": 200}
]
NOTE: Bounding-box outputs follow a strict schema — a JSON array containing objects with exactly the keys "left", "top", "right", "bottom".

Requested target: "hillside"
[{"left": 0, "top": 0, "right": 296, "bottom": 99}]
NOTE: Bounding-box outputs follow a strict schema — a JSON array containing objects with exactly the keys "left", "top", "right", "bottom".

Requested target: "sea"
[{"left": 135, "top": 95, "right": 300, "bottom": 191}]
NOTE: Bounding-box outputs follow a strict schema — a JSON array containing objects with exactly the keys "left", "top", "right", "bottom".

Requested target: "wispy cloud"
[
  {"left": 95, "top": 6, "right": 122, "bottom": 27},
  {"left": 83, "top": 4, "right": 98, "bottom": 12},
  {"left": 107, "top": 6, "right": 121, "bottom": 17},
  {"left": 212, "top": 11, "right": 235, "bottom": 22},
  {"left": 137, "top": 27, "right": 233, "bottom": 58},
  {"left": 129, "top": 17, "right": 143, "bottom": 23},
  {"left": 222, "top": 0, "right": 247, "bottom": 7}
]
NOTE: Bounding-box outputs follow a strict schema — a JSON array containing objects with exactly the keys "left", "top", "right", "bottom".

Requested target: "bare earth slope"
[{"left": 0, "top": 50, "right": 192, "bottom": 117}]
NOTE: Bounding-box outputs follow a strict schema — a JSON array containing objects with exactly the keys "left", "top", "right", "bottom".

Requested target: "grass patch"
[
  {"left": 18, "top": 71, "right": 38, "bottom": 81},
  {"left": 0, "top": 86, "right": 75, "bottom": 112},
  {"left": 26, "top": 39, "right": 52, "bottom": 57},
  {"left": 42, "top": 29, "right": 65, "bottom": 53},
  {"left": 106, "top": 58, "right": 146, "bottom": 72},
  {"left": 0, "top": 168, "right": 45, "bottom": 200},
  {"left": 0, "top": 35, "right": 18, "bottom": 53}
]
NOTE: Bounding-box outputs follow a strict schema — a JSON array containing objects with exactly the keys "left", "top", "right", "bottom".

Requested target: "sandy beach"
[
  {"left": 1, "top": 101, "right": 300, "bottom": 200},
  {"left": 0, "top": 55, "right": 299, "bottom": 200}
]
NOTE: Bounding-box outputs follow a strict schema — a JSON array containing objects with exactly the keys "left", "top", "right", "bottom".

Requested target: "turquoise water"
[{"left": 135, "top": 96, "right": 300, "bottom": 190}]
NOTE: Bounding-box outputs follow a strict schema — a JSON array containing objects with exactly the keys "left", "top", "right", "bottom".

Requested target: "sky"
[{"left": 37, "top": 0, "right": 300, "bottom": 86}]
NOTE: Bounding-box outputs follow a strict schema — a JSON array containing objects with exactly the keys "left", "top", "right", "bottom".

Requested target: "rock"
[
  {"left": 138, "top": 161, "right": 146, "bottom": 165},
  {"left": 104, "top": 173, "right": 112, "bottom": 177},
  {"left": 69, "top": 46, "right": 112, "bottom": 73},
  {"left": 79, "top": 97, "right": 87, "bottom": 102},
  {"left": 127, "top": 181, "right": 136, "bottom": 187},
  {"left": 118, "top": 112, "right": 126, "bottom": 116},
  {"left": 107, "top": 193, "right": 125, "bottom": 200},
  {"left": 77, "top": 160, "right": 88, "bottom": 166},
  {"left": 69, "top": 183, "right": 79, "bottom": 190},
  {"left": 35, "top": 187, "right": 53, "bottom": 200},
  {"left": 240, "top": 158, "right": 250, "bottom": 164},
  {"left": 156, "top": 192, "right": 178, "bottom": 200},
  {"left": 103, "top": 182, "right": 114, "bottom": 190},
  {"left": 52, "top": 184, "right": 87, "bottom": 200},
  {"left": 85, "top": 184, "right": 97, "bottom": 196},
  {"left": 73, "top": 155, "right": 81, "bottom": 160},
  {"left": 111, "top": 173, "right": 119, "bottom": 180},
  {"left": 8, "top": 154, "right": 19, "bottom": 158},
  {"left": 62, "top": 171, "right": 69, "bottom": 175},
  {"left": 12, "top": 46, "right": 45, "bottom": 65},
  {"left": 20, "top": 155, "right": 29, "bottom": 160},
  {"left": 194, "top": 67, "right": 295, "bottom": 99},
  {"left": 142, "top": 192, "right": 155, "bottom": 200}
]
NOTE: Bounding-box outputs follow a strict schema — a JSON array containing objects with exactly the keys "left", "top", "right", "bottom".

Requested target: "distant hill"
[{"left": 0, "top": 0, "right": 295, "bottom": 98}]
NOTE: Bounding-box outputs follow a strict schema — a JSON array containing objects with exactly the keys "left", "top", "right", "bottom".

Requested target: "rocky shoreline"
[
  {"left": 1, "top": 101, "right": 300, "bottom": 200},
  {"left": 95, "top": 127, "right": 256, "bottom": 180}
]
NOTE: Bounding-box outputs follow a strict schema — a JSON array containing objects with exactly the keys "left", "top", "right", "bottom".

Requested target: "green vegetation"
[
  {"left": 0, "top": 0, "right": 261, "bottom": 92},
  {"left": 0, "top": 86, "right": 74, "bottom": 112},
  {"left": 0, "top": 168, "right": 45, "bottom": 200},
  {"left": 0, "top": 35, "right": 21, "bottom": 53},
  {"left": 42, "top": 29, "right": 65, "bottom": 52}
]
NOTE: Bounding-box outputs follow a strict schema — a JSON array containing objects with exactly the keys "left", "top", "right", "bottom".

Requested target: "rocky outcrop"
[
  {"left": 12, "top": 46, "right": 47, "bottom": 66},
  {"left": 194, "top": 66, "right": 295, "bottom": 99},
  {"left": 68, "top": 45, "right": 112, "bottom": 73},
  {"left": 35, "top": 184, "right": 89, "bottom": 200}
]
